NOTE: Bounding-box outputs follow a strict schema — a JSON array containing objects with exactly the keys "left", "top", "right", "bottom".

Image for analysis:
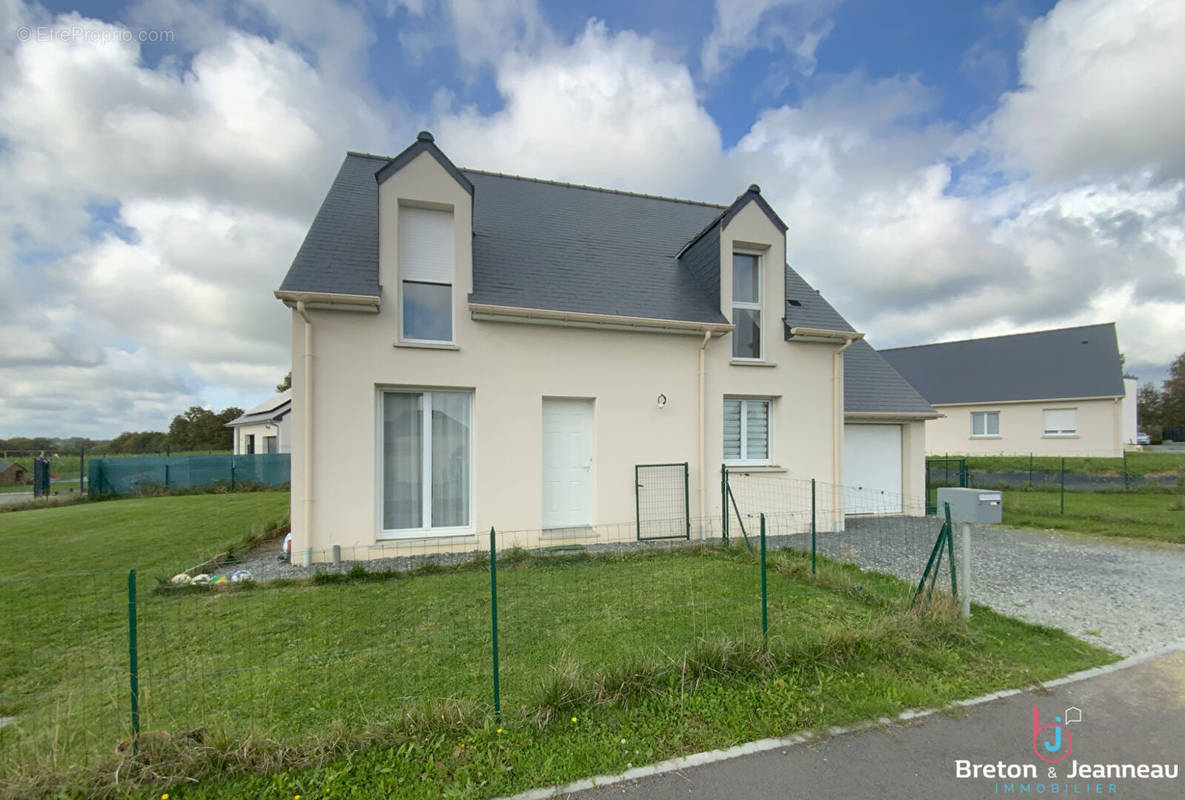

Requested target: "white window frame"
[
  {"left": 723, "top": 397, "right": 773, "bottom": 466},
  {"left": 378, "top": 388, "right": 474, "bottom": 540},
  {"left": 731, "top": 250, "right": 763, "bottom": 361},
  {"left": 398, "top": 205, "right": 455, "bottom": 345},
  {"left": 970, "top": 411, "right": 1000, "bottom": 438},
  {"left": 1043, "top": 408, "right": 1078, "bottom": 437}
]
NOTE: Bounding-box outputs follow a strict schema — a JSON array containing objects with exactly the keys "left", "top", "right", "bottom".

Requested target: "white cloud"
[
  {"left": 437, "top": 20, "right": 724, "bottom": 199},
  {"left": 0, "top": 2, "right": 399, "bottom": 437},
  {"left": 701, "top": 0, "right": 839, "bottom": 78},
  {"left": 988, "top": 0, "right": 1185, "bottom": 184}
]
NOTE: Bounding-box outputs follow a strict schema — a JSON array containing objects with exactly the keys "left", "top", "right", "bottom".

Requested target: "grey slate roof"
[
  {"left": 465, "top": 170, "right": 727, "bottom": 322},
  {"left": 277, "top": 143, "right": 933, "bottom": 416},
  {"left": 784, "top": 266, "right": 935, "bottom": 416},
  {"left": 278, "top": 153, "right": 384, "bottom": 297},
  {"left": 880, "top": 323, "right": 1125, "bottom": 405}
]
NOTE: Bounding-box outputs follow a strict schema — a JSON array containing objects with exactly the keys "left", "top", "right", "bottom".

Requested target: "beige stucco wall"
[
  {"left": 924, "top": 397, "right": 1123, "bottom": 457},
  {"left": 286, "top": 151, "right": 919, "bottom": 560}
]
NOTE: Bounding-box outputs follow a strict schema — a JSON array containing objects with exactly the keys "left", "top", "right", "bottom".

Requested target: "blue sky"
[{"left": 1, "top": 0, "right": 1183, "bottom": 436}]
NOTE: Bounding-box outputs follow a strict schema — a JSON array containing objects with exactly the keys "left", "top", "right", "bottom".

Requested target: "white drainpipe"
[
  {"left": 296, "top": 301, "right": 314, "bottom": 554},
  {"left": 698, "top": 329, "right": 711, "bottom": 539},
  {"left": 832, "top": 337, "right": 854, "bottom": 531}
]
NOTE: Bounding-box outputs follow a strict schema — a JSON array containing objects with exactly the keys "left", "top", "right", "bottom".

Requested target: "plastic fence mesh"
[{"left": 88, "top": 454, "right": 290, "bottom": 497}]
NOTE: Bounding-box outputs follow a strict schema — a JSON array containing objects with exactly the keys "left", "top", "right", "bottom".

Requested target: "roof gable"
[
  {"left": 880, "top": 323, "right": 1125, "bottom": 405},
  {"left": 375, "top": 131, "right": 473, "bottom": 195}
]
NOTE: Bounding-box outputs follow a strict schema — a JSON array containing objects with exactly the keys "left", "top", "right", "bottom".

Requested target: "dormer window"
[
  {"left": 732, "top": 252, "right": 762, "bottom": 359},
  {"left": 399, "top": 206, "right": 454, "bottom": 342}
]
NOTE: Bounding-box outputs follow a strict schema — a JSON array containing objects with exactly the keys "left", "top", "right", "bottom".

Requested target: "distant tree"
[
  {"left": 1138, "top": 382, "right": 1163, "bottom": 433},
  {"left": 167, "top": 406, "right": 242, "bottom": 451},
  {"left": 276, "top": 371, "right": 291, "bottom": 392},
  {"left": 1161, "top": 352, "right": 1185, "bottom": 428}
]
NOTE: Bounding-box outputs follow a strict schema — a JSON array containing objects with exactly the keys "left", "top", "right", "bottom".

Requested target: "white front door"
[
  {"left": 542, "top": 398, "right": 594, "bottom": 528},
  {"left": 843, "top": 424, "right": 903, "bottom": 514}
]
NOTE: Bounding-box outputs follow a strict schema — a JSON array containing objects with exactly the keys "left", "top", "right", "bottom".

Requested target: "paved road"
[{"left": 566, "top": 650, "right": 1185, "bottom": 800}]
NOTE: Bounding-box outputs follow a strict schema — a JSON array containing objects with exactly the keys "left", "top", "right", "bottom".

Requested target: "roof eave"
[
  {"left": 470, "top": 302, "right": 733, "bottom": 335},
  {"left": 787, "top": 326, "right": 865, "bottom": 344},
  {"left": 275, "top": 290, "right": 381, "bottom": 312}
]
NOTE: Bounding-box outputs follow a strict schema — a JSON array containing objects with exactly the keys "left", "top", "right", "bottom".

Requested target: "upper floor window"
[
  {"left": 399, "top": 206, "right": 454, "bottom": 342},
  {"left": 971, "top": 411, "right": 999, "bottom": 437},
  {"left": 1043, "top": 408, "right": 1077, "bottom": 437},
  {"left": 732, "top": 252, "right": 762, "bottom": 359}
]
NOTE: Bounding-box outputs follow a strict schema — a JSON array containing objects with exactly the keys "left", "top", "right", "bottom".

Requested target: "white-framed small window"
[
  {"left": 1043, "top": 408, "right": 1077, "bottom": 437},
  {"left": 732, "top": 252, "right": 762, "bottom": 360},
  {"left": 380, "top": 389, "right": 472, "bottom": 537},
  {"left": 399, "top": 206, "right": 454, "bottom": 343},
  {"left": 723, "top": 397, "right": 772, "bottom": 464},
  {"left": 971, "top": 411, "right": 1000, "bottom": 437}
]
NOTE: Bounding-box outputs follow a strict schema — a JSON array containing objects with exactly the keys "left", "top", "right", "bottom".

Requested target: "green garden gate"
[{"left": 635, "top": 462, "right": 690, "bottom": 540}]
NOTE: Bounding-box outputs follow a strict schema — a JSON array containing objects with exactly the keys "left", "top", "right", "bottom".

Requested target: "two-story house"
[{"left": 275, "top": 131, "right": 934, "bottom": 560}]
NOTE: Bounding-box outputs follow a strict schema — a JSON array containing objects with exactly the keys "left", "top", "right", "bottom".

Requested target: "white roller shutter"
[{"left": 399, "top": 207, "right": 454, "bottom": 284}]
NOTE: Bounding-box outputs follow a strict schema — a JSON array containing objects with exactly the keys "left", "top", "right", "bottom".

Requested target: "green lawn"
[
  {"left": 0, "top": 492, "right": 1116, "bottom": 800},
  {"left": 1002, "top": 489, "right": 1185, "bottom": 542},
  {"left": 957, "top": 452, "right": 1185, "bottom": 478}
]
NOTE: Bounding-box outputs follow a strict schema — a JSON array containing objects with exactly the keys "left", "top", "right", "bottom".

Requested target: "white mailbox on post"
[{"left": 936, "top": 487, "right": 1002, "bottom": 524}]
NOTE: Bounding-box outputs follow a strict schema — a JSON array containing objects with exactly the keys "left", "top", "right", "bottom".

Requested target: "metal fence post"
[
  {"left": 164, "top": 464, "right": 170, "bottom": 490},
  {"left": 1123, "top": 451, "right": 1128, "bottom": 492},
  {"left": 721, "top": 464, "right": 728, "bottom": 543},
  {"left": 944, "top": 503, "right": 957, "bottom": 599},
  {"left": 959, "top": 522, "right": 971, "bottom": 620},
  {"left": 683, "top": 462, "right": 691, "bottom": 539},
  {"left": 1061, "top": 459, "right": 1071, "bottom": 516},
  {"left": 79, "top": 447, "right": 85, "bottom": 495},
  {"left": 127, "top": 570, "right": 141, "bottom": 756},
  {"left": 489, "top": 526, "right": 501, "bottom": 721},
  {"left": 230, "top": 459, "right": 236, "bottom": 491},
  {"left": 1029, "top": 453, "right": 1033, "bottom": 489},
  {"left": 759, "top": 513, "right": 768, "bottom": 647},
  {"left": 810, "top": 478, "right": 817, "bottom": 575}
]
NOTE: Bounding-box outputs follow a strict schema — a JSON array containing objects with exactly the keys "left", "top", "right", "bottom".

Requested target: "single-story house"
[
  {"left": 275, "top": 131, "right": 934, "bottom": 560},
  {"left": 880, "top": 323, "right": 1136, "bottom": 457},
  {"left": 225, "top": 390, "right": 292, "bottom": 455},
  {"left": 0, "top": 460, "right": 28, "bottom": 486}
]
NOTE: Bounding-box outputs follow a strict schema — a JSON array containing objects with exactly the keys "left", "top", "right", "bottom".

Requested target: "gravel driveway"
[{"left": 826, "top": 519, "right": 1185, "bottom": 656}]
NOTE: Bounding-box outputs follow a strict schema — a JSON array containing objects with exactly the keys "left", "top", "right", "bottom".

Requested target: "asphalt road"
[{"left": 564, "top": 649, "right": 1185, "bottom": 800}]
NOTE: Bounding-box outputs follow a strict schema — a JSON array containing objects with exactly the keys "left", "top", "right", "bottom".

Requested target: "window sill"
[
  {"left": 970, "top": 435, "right": 1002, "bottom": 440},
  {"left": 394, "top": 341, "right": 460, "bottom": 351},
  {"left": 723, "top": 464, "right": 785, "bottom": 473},
  {"left": 377, "top": 527, "right": 475, "bottom": 541},
  {"left": 730, "top": 359, "right": 776, "bottom": 367},
  {"left": 1042, "top": 434, "right": 1079, "bottom": 439}
]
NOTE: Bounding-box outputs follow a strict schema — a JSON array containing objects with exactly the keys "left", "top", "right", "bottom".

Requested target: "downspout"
[
  {"left": 832, "top": 338, "right": 854, "bottom": 531},
  {"left": 296, "top": 301, "right": 314, "bottom": 554},
  {"left": 698, "top": 330, "right": 711, "bottom": 539}
]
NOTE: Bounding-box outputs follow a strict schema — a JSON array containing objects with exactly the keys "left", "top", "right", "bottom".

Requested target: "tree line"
[
  {"left": 1137, "top": 352, "right": 1185, "bottom": 441},
  {"left": 1, "top": 406, "right": 244, "bottom": 455}
]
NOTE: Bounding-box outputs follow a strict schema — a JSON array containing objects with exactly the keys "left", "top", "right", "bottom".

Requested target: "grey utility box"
[{"left": 936, "top": 487, "right": 1002, "bottom": 524}]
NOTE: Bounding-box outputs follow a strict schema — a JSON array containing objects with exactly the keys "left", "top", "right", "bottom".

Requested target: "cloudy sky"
[{"left": 2, "top": 0, "right": 1183, "bottom": 438}]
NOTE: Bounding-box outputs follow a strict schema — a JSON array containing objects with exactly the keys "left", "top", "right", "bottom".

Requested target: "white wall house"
[
  {"left": 225, "top": 390, "right": 292, "bottom": 455},
  {"left": 881, "top": 324, "right": 1131, "bottom": 458},
  {"left": 275, "top": 132, "right": 935, "bottom": 560}
]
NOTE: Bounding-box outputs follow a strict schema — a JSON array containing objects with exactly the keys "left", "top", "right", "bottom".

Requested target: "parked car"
[{"left": 1136, "top": 432, "right": 1151, "bottom": 445}]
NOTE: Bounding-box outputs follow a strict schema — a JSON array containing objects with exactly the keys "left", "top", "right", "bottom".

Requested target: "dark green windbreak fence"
[{"left": 87, "top": 454, "right": 290, "bottom": 497}]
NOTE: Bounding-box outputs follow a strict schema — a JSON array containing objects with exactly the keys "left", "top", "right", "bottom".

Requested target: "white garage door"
[{"left": 843, "top": 424, "right": 902, "bottom": 514}]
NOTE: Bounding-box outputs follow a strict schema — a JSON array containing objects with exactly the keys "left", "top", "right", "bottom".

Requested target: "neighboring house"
[
  {"left": 225, "top": 390, "right": 292, "bottom": 455},
  {"left": 0, "top": 460, "right": 28, "bottom": 486},
  {"left": 275, "top": 131, "right": 934, "bottom": 559},
  {"left": 881, "top": 323, "right": 1134, "bottom": 457}
]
